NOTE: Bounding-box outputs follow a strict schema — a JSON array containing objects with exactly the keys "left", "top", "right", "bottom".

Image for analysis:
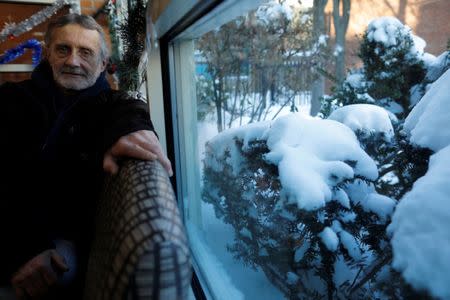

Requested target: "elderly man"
[{"left": 0, "top": 14, "right": 172, "bottom": 299}]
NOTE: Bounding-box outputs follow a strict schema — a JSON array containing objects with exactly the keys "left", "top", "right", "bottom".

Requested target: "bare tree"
[
  {"left": 310, "top": 0, "right": 328, "bottom": 116},
  {"left": 197, "top": 1, "right": 327, "bottom": 131},
  {"left": 333, "top": 0, "right": 350, "bottom": 83}
]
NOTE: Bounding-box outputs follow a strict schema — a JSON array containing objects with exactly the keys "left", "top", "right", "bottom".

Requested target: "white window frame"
[{"left": 0, "top": 64, "right": 34, "bottom": 72}]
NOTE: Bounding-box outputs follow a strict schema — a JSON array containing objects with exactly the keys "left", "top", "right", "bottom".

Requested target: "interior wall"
[{"left": 151, "top": 0, "right": 172, "bottom": 22}]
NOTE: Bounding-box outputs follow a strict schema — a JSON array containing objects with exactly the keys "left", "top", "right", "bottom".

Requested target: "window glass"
[{"left": 169, "top": 0, "right": 450, "bottom": 299}]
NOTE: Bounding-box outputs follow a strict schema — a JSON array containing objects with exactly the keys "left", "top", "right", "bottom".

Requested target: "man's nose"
[{"left": 65, "top": 52, "right": 81, "bottom": 66}]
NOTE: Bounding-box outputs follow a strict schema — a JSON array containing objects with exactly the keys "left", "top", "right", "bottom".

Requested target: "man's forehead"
[{"left": 51, "top": 24, "right": 101, "bottom": 48}]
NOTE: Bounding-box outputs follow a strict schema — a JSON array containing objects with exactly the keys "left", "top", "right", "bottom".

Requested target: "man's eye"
[
  {"left": 80, "top": 49, "right": 93, "bottom": 58},
  {"left": 56, "top": 46, "right": 69, "bottom": 56}
]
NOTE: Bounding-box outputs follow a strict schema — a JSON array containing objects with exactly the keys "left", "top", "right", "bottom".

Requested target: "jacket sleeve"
[
  {"left": 98, "top": 90, "right": 156, "bottom": 154},
  {"left": 0, "top": 82, "right": 55, "bottom": 283}
]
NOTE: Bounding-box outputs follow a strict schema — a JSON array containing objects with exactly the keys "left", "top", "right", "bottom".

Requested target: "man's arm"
[{"left": 97, "top": 91, "right": 172, "bottom": 176}]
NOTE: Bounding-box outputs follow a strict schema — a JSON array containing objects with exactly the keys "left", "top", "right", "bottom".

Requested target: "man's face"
[{"left": 47, "top": 24, "right": 106, "bottom": 90}]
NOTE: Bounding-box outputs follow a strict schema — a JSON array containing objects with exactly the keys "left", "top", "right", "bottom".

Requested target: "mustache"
[{"left": 60, "top": 66, "right": 86, "bottom": 76}]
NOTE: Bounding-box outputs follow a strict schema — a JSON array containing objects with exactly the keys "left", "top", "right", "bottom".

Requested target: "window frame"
[
  {"left": 156, "top": 0, "right": 281, "bottom": 298},
  {"left": 157, "top": 1, "right": 226, "bottom": 298}
]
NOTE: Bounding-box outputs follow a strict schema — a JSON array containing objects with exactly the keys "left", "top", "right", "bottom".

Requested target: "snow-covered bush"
[
  {"left": 409, "top": 50, "right": 449, "bottom": 108},
  {"left": 200, "top": 15, "right": 450, "bottom": 300},
  {"left": 388, "top": 68, "right": 450, "bottom": 300},
  {"left": 320, "top": 17, "right": 438, "bottom": 202},
  {"left": 203, "top": 114, "right": 398, "bottom": 299},
  {"left": 321, "top": 17, "right": 427, "bottom": 119},
  {"left": 359, "top": 17, "right": 426, "bottom": 118}
]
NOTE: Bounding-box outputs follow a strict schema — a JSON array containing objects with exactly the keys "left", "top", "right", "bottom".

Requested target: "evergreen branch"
[
  {"left": 347, "top": 251, "right": 392, "bottom": 297},
  {"left": 378, "top": 164, "right": 397, "bottom": 178}
]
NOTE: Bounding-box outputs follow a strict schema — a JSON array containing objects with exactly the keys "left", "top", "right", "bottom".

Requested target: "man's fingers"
[
  {"left": 11, "top": 265, "right": 32, "bottom": 285},
  {"left": 133, "top": 138, "right": 173, "bottom": 176},
  {"left": 22, "top": 276, "right": 41, "bottom": 299},
  {"left": 41, "top": 265, "right": 58, "bottom": 286},
  {"left": 26, "top": 271, "right": 48, "bottom": 297},
  {"left": 14, "top": 286, "right": 26, "bottom": 300},
  {"left": 105, "top": 130, "right": 173, "bottom": 176},
  {"left": 159, "top": 156, "right": 173, "bottom": 177},
  {"left": 139, "top": 135, "right": 173, "bottom": 176},
  {"left": 103, "top": 152, "right": 119, "bottom": 175},
  {"left": 126, "top": 131, "right": 173, "bottom": 176},
  {"left": 111, "top": 138, "right": 157, "bottom": 161},
  {"left": 50, "top": 251, "right": 69, "bottom": 273}
]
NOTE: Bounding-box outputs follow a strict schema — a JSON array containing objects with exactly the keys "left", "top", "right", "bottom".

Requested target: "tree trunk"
[
  {"left": 310, "top": 78, "right": 325, "bottom": 115},
  {"left": 213, "top": 75, "right": 223, "bottom": 132},
  {"left": 310, "top": 0, "right": 328, "bottom": 116},
  {"left": 333, "top": 0, "right": 350, "bottom": 84}
]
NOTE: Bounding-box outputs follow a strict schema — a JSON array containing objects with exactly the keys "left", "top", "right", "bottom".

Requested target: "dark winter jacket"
[{"left": 0, "top": 61, "right": 155, "bottom": 286}]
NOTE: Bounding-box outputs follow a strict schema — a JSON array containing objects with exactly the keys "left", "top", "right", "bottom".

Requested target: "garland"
[
  {"left": 0, "top": 39, "right": 42, "bottom": 66},
  {"left": 105, "top": 0, "right": 149, "bottom": 91},
  {"left": 0, "top": 0, "right": 71, "bottom": 44}
]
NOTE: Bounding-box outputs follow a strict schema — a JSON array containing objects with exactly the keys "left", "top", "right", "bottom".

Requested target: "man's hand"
[
  {"left": 11, "top": 249, "right": 69, "bottom": 299},
  {"left": 103, "top": 130, "right": 173, "bottom": 176}
]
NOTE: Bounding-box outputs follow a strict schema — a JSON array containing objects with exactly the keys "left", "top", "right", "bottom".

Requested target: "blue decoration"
[{"left": 0, "top": 39, "right": 42, "bottom": 66}]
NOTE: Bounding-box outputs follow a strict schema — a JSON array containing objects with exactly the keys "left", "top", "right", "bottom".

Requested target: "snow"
[
  {"left": 345, "top": 180, "right": 395, "bottom": 222},
  {"left": 333, "top": 188, "right": 350, "bottom": 209},
  {"left": 338, "top": 210, "right": 356, "bottom": 223},
  {"left": 328, "top": 104, "right": 395, "bottom": 141},
  {"left": 294, "top": 240, "right": 310, "bottom": 262},
  {"left": 255, "top": 1, "right": 293, "bottom": 25},
  {"left": 206, "top": 113, "right": 378, "bottom": 211},
  {"left": 333, "top": 44, "right": 343, "bottom": 56},
  {"left": 193, "top": 14, "right": 449, "bottom": 295},
  {"left": 409, "top": 84, "right": 424, "bottom": 108},
  {"left": 332, "top": 220, "right": 361, "bottom": 260},
  {"left": 363, "top": 193, "right": 396, "bottom": 221},
  {"left": 319, "top": 227, "right": 339, "bottom": 251},
  {"left": 366, "top": 16, "right": 430, "bottom": 60},
  {"left": 345, "top": 73, "right": 365, "bottom": 89},
  {"left": 263, "top": 114, "right": 378, "bottom": 210},
  {"left": 316, "top": 35, "right": 327, "bottom": 48},
  {"left": 424, "top": 51, "right": 449, "bottom": 82},
  {"left": 410, "top": 34, "right": 426, "bottom": 56},
  {"left": 367, "top": 17, "right": 407, "bottom": 47},
  {"left": 344, "top": 178, "right": 376, "bottom": 205},
  {"left": 404, "top": 69, "right": 450, "bottom": 152},
  {"left": 389, "top": 145, "right": 450, "bottom": 300},
  {"left": 339, "top": 230, "right": 362, "bottom": 260},
  {"left": 206, "top": 121, "right": 270, "bottom": 175}
]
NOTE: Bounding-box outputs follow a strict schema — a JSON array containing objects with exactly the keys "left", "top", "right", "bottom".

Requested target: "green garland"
[{"left": 106, "top": 0, "right": 148, "bottom": 92}]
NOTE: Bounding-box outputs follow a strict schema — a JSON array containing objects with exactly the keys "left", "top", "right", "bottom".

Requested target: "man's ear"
[{"left": 101, "top": 58, "right": 107, "bottom": 72}]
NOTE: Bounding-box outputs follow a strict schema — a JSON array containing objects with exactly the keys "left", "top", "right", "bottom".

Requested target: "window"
[
  {"left": 155, "top": 0, "right": 450, "bottom": 299},
  {"left": 167, "top": 1, "right": 321, "bottom": 298}
]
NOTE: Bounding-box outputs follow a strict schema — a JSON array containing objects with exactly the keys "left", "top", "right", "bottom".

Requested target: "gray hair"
[{"left": 45, "top": 13, "right": 109, "bottom": 61}]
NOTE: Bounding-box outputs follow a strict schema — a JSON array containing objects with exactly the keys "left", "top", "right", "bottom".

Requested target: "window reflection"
[{"left": 176, "top": 0, "right": 450, "bottom": 299}]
